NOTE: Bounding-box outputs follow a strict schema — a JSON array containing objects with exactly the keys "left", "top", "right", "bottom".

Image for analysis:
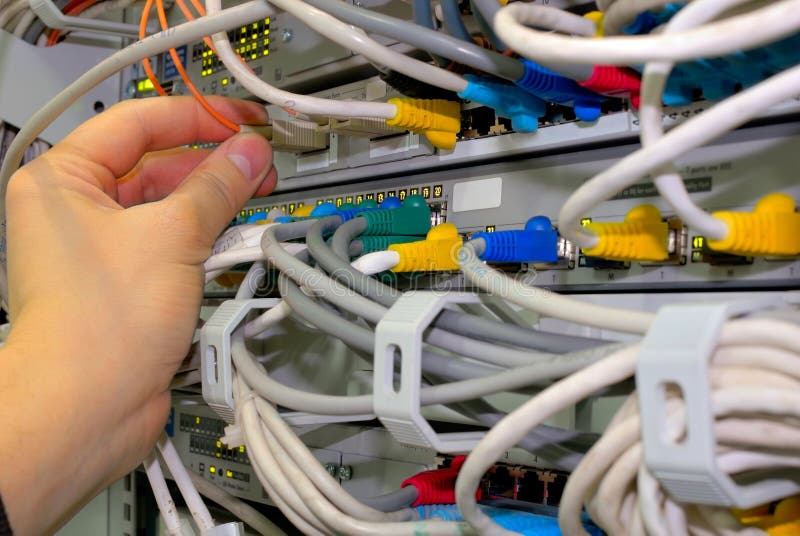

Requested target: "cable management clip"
[
  {"left": 636, "top": 296, "right": 800, "bottom": 508},
  {"left": 201, "top": 299, "right": 280, "bottom": 424},
  {"left": 374, "top": 291, "right": 486, "bottom": 453}
]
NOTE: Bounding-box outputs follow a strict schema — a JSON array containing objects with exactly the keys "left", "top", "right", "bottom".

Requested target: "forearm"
[{"left": 0, "top": 333, "right": 166, "bottom": 535}]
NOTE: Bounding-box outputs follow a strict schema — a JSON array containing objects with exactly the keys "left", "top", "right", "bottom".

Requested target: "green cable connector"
[{"left": 359, "top": 195, "right": 431, "bottom": 236}]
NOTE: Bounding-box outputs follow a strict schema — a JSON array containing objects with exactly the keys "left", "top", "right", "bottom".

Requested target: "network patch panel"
[{"left": 228, "top": 122, "right": 800, "bottom": 293}]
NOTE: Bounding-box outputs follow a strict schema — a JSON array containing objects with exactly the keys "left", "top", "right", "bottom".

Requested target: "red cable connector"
[
  {"left": 402, "top": 456, "right": 483, "bottom": 506},
  {"left": 579, "top": 66, "right": 642, "bottom": 108}
]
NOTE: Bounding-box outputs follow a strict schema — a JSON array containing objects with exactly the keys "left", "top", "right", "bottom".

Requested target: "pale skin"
[{"left": 0, "top": 96, "right": 277, "bottom": 535}]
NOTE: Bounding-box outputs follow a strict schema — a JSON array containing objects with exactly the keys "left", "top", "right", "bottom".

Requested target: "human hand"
[{"left": 0, "top": 96, "right": 275, "bottom": 534}]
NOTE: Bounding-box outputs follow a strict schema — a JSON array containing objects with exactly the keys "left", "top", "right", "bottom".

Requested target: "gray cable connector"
[
  {"left": 636, "top": 295, "right": 800, "bottom": 508},
  {"left": 374, "top": 291, "right": 486, "bottom": 453}
]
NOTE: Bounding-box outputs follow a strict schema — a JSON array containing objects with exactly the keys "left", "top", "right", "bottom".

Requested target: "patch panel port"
[
  {"left": 640, "top": 217, "right": 688, "bottom": 266},
  {"left": 429, "top": 202, "right": 447, "bottom": 226},
  {"left": 532, "top": 237, "right": 576, "bottom": 271}
]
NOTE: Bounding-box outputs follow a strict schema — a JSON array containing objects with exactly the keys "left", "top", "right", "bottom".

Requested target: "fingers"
[
  {"left": 117, "top": 148, "right": 214, "bottom": 207},
  {"left": 47, "top": 96, "right": 268, "bottom": 197},
  {"left": 164, "top": 132, "right": 275, "bottom": 246}
]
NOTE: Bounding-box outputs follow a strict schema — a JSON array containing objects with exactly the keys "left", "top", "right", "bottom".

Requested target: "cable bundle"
[{"left": 1, "top": 0, "right": 800, "bottom": 534}]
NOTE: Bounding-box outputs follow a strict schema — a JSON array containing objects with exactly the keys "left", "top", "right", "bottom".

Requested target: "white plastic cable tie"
[
  {"left": 200, "top": 299, "right": 280, "bottom": 424},
  {"left": 636, "top": 295, "right": 800, "bottom": 508},
  {"left": 374, "top": 291, "right": 486, "bottom": 453}
]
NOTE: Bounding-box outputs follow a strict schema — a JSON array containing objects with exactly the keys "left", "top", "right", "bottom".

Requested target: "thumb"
[{"left": 167, "top": 132, "right": 273, "bottom": 245}]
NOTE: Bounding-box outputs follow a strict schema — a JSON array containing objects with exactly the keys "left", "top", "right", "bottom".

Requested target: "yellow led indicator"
[
  {"left": 209, "top": 466, "right": 216, "bottom": 474},
  {"left": 240, "top": 37, "right": 246, "bottom": 43},
  {"left": 580, "top": 218, "right": 592, "bottom": 227},
  {"left": 433, "top": 185, "right": 443, "bottom": 197},
  {"left": 255, "top": 207, "right": 263, "bottom": 212},
  {"left": 215, "top": 452, "right": 221, "bottom": 458},
  {"left": 263, "top": 29, "right": 270, "bottom": 35},
  {"left": 265, "top": 17, "right": 270, "bottom": 23},
  {"left": 317, "top": 200, "right": 324, "bottom": 205},
  {"left": 248, "top": 209, "right": 254, "bottom": 215},
  {"left": 691, "top": 250, "right": 703, "bottom": 262},
  {"left": 251, "top": 53, "right": 257, "bottom": 60},
  {"left": 376, "top": 192, "right": 385, "bottom": 203},
  {"left": 410, "top": 187, "right": 419, "bottom": 196},
  {"left": 252, "top": 22, "right": 258, "bottom": 29},
  {"left": 281, "top": 204, "right": 287, "bottom": 212},
  {"left": 239, "top": 446, "right": 245, "bottom": 453},
  {"left": 387, "top": 191, "right": 396, "bottom": 198},
  {"left": 298, "top": 202, "right": 304, "bottom": 207},
  {"left": 421, "top": 186, "right": 431, "bottom": 199},
  {"left": 335, "top": 198, "right": 343, "bottom": 207},
  {"left": 289, "top": 203, "right": 296, "bottom": 213},
  {"left": 226, "top": 470, "right": 234, "bottom": 478},
  {"left": 216, "top": 440, "right": 222, "bottom": 448},
  {"left": 263, "top": 50, "right": 269, "bottom": 56},
  {"left": 345, "top": 196, "right": 353, "bottom": 203},
  {"left": 366, "top": 193, "right": 375, "bottom": 200},
  {"left": 222, "top": 78, "right": 229, "bottom": 86},
  {"left": 693, "top": 236, "right": 705, "bottom": 249},
  {"left": 326, "top": 199, "right": 333, "bottom": 204},
  {"left": 136, "top": 78, "right": 155, "bottom": 92},
  {"left": 356, "top": 194, "right": 364, "bottom": 204},
  {"left": 263, "top": 38, "right": 270, "bottom": 46},
  {"left": 240, "top": 210, "right": 246, "bottom": 217},
  {"left": 251, "top": 33, "right": 257, "bottom": 40},
  {"left": 485, "top": 225, "right": 496, "bottom": 233},
  {"left": 195, "top": 416, "right": 201, "bottom": 424},
  {"left": 398, "top": 189, "right": 407, "bottom": 200}
]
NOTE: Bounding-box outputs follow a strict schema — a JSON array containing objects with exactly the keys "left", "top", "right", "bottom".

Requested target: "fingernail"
[{"left": 227, "top": 133, "right": 270, "bottom": 181}]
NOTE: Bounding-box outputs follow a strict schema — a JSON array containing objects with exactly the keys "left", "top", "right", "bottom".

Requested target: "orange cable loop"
[{"left": 154, "top": 0, "right": 239, "bottom": 131}]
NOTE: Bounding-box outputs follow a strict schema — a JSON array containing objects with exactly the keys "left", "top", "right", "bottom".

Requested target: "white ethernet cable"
[
  {"left": 0, "top": 0, "right": 29, "bottom": 30},
  {"left": 205, "top": 0, "right": 466, "bottom": 119},
  {"left": 557, "top": 61, "right": 800, "bottom": 251},
  {"left": 205, "top": 0, "right": 397, "bottom": 119},
  {"left": 156, "top": 433, "right": 215, "bottom": 534},
  {"left": 273, "top": 0, "right": 467, "bottom": 94},
  {"left": 0, "top": 0, "right": 278, "bottom": 310},
  {"left": 236, "top": 376, "right": 473, "bottom": 536},
  {"left": 143, "top": 450, "right": 186, "bottom": 536},
  {"left": 492, "top": 0, "right": 800, "bottom": 66},
  {"left": 349, "top": 250, "right": 401, "bottom": 275},
  {"left": 454, "top": 318, "right": 800, "bottom": 536},
  {"left": 638, "top": 0, "right": 759, "bottom": 241},
  {"left": 459, "top": 240, "right": 654, "bottom": 333}
]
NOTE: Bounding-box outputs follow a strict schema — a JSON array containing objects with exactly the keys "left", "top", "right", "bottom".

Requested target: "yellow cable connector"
[
  {"left": 734, "top": 496, "right": 800, "bottom": 536},
  {"left": 584, "top": 11, "right": 605, "bottom": 36},
  {"left": 291, "top": 205, "right": 314, "bottom": 217},
  {"left": 389, "top": 223, "right": 463, "bottom": 272},
  {"left": 582, "top": 205, "right": 669, "bottom": 261},
  {"left": 708, "top": 193, "right": 800, "bottom": 257},
  {"left": 386, "top": 98, "right": 460, "bottom": 150}
]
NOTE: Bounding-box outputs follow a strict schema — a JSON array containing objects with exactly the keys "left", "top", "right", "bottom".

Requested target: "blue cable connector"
[
  {"left": 623, "top": 3, "right": 800, "bottom": 106},
  {"left": 458, "top": 75, "right": 547, "bottom": 133},
  {"left": 516, "top": 60, "right": 605, "bottom": 122},
  {"left": 472, "top": 216, "right": 559, "bottom": 263},
  {"left": 415, "top": 505, "right": 603, "bottom": 535}
]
